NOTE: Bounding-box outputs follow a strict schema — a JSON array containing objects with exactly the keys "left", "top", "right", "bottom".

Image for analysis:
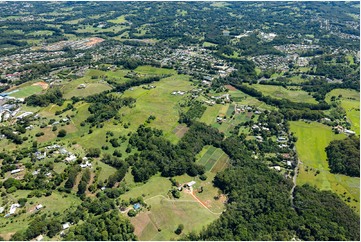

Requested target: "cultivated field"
[
  {"left": 196, "top": 145, "right": 229, "bottom": 173},
  {"left": 290, "top": 121, "right": 359, "bottom": 213}
]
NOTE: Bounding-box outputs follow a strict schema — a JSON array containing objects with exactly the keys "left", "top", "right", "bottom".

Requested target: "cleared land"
[
  {"left": 249, "top": 84, "right": 318, "bottom": 104},
  {"left": 325, "top": 88, "right": 360, "bottom": 135},
  {"left": 290, "top": 121, "right": 359, "bottom": 213},
  {"left": 196, "top": 145, "right": 229, "bottom": 173},
  {"left": 7, "top": 85, "right": 43, "bottom": 98},
  {"left": 123, "top": 173, "right": 225, "bottom": 241}
]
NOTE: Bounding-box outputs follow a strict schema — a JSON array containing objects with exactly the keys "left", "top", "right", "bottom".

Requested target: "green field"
[
  {"left": 108, "top": 15, "right": 127, "bottom": 24},
  {"left": 131, "top": 194, "right": 219, "bottom": 240},
  {"left": 249, "top": 84, "right": 318, "bottom": 104},
  {"left": 121, "top": 172, "right": 224, "bottom": 240},
  {"left": 325, "top": 88, "right": 360, "bottom": 135},
  {"left": 290, "top": 121, "right": 359, "bottom": 212},
  {"left": 61, "top": 69, "right": 113, "bottom": 98},
  {"left": 8, "top": 85, "right": 43, "bottom": 98},
  {"left": 196, "top": 146, "right": 229, "bottom": 173},
  {"left": 202, "top": 42, "right": 218, "bottom": 47}
]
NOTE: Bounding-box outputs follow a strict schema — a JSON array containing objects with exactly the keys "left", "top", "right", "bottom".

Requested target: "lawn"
[
  {"left": 325, "top": 88, "right": 360, "bottom": 135},
  {"left": 7, "top": 85, "right": 43, "bottom": 98},
  {"left": 249, "top": 84, "right": 318, "bottom": 104},
  {"left": 290, "top": 121, "right": 359, "bottom": 213}
]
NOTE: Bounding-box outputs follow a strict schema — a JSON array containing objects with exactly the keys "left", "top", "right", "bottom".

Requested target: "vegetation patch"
[{"left": 290, "top": 121, "right": 359, "bottom": 212}]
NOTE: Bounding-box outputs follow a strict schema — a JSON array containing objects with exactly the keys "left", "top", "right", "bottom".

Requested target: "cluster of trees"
[
  {"left": 11, "top": 215, "right": 62, "bottom": 241},
  {"left": 64, "top": 166, "right": 80, "bottom": 190},
  {"left": 85, "top": 94, "right": 135, "bottom": 124},
  {"left": 77, "top": 168, "right": 91, "bottom": 195},
  {"left": 25, "top": 88, "right": 64, "bottom": 107},
  {"left": 325, "top": 135, "right": 360, "bottom": 177},
  {"left": 0, "top": 127, "right": 23, "bottom": 144},
  {"left": 127, "top": 122, "right": 223, "bottom": 182},
  {"left": 63, "top": 210, "right": 135, "bottom": 241}
]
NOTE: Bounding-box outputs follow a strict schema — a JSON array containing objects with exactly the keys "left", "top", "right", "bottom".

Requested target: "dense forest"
[{"left": 325, "top": 135, "right": 360, "bottom": 177}]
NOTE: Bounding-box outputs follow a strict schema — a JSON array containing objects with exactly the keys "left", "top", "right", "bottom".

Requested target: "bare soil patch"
[
  {"left": 32, "top": 81, "right": 49, "bottom": 90},
  {"left": 224, "top": 84, "right": 237, "bottom": 91}
]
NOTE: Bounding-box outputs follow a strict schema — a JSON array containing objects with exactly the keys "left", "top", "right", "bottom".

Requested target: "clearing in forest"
[{"left": 290, "top": 121, "right": 359, "bottom": 213}]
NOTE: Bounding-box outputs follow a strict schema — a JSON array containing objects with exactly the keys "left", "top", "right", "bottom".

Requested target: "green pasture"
[
  {"left": 108, "top": 15, "right": 127, "bottom": 24},
  {"left": 75, "top": 24, "right": 127, "bottom": 34},
  {"left": 290, "top": 121, "right": 359, "bottom": 213},
  {"left": 202, "top": 42, "right": 218, "bottom": 47},
  {"left": 124, "top": 173, "right": 224, "bottom": 240},
  {"left": 325, "top": 88, "right": 360, "bottom": 135},
  {"left": 134, "top": 65, "right": 176, "bottom": 75},
  {"left": 248, "top": 84, "right": 318, "bottom": 104},
  {"left": 121, "top": 74, "right": 193, "bottom": 142},
  {"left": 8, "top": 85, "right": 43, "bottom": 98},
  {"left": 131, "top": 194, "right": 219, "bottom": 241}
]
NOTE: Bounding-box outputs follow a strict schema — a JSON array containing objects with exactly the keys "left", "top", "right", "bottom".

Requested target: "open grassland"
[
  {"left": 8, "top": 85, "right": 43, "bottom": 98},
  {"left": 121, "top": 74, "right": 193, "bottom": 142},
  {"left": 61, "top": 70, "right": 112, "bottom": 99},
  {"left": 134, "top": 65, "right": 176, "bottom": 75},
  {"left": 325, "top": 88, "right": 360, "bottom": 135},
  {"left": 0, "top": 191, "right": 81, "bottom": 239},
  {"left": 202, "top": 42, "right": 218, "bottom": 47},
  {"left": 290, "top": 121, "right": 359, "bottom": 213},
  {"left": 131, "top": 194, "right": 219, "bottom": 241},
  {"left": 75, "top": 24, "right": 127, "bottom": 34},
  {"left": 108, "top": 15, "right": 127, "bottom": 24},
  {"left": 199, "top": 104, "right": 222, "bottom": 125},
  {"left": 123, "top": 173, "right": 224, "bottom": 240},
  {"left": 228, "top": 88, "right": 276, "bottom": 110},
  {"left": 248, "top": 84, "right": 318, "bottom": 104},
  {"left": 96, "top": 161, "right": 118, "bottom": 182}
]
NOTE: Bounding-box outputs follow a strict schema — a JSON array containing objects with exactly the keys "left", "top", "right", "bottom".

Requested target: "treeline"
[
  {"left": 325, "top": 135, "right": 360, "bottom": 177},
  {"left": 127, "top": 122, "right": 223, "bottom": 182},
  {"left": 25, "top": 88, "right": 64, "bottom": 107},
  {"left": 112, "top": 76, "right": 163, "bottom": 93},
  {"left": 231, "top": 83, "right": 330, "bottom": 111}
]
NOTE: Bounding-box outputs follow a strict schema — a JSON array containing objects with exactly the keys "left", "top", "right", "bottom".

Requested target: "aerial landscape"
[{"left": 0, "top": 1, "right": 359, "bottom": 241}]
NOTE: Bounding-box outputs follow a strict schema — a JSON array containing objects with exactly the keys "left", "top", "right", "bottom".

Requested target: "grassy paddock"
[
  {"left": 249, "top": 84, "right": 318, "bottom": 104},
  {"left": 325, "top": 88, "right": 360, "bottom": 135},
  {"left": 290, "top": 121, "right": 359, "bottom": 213}
]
